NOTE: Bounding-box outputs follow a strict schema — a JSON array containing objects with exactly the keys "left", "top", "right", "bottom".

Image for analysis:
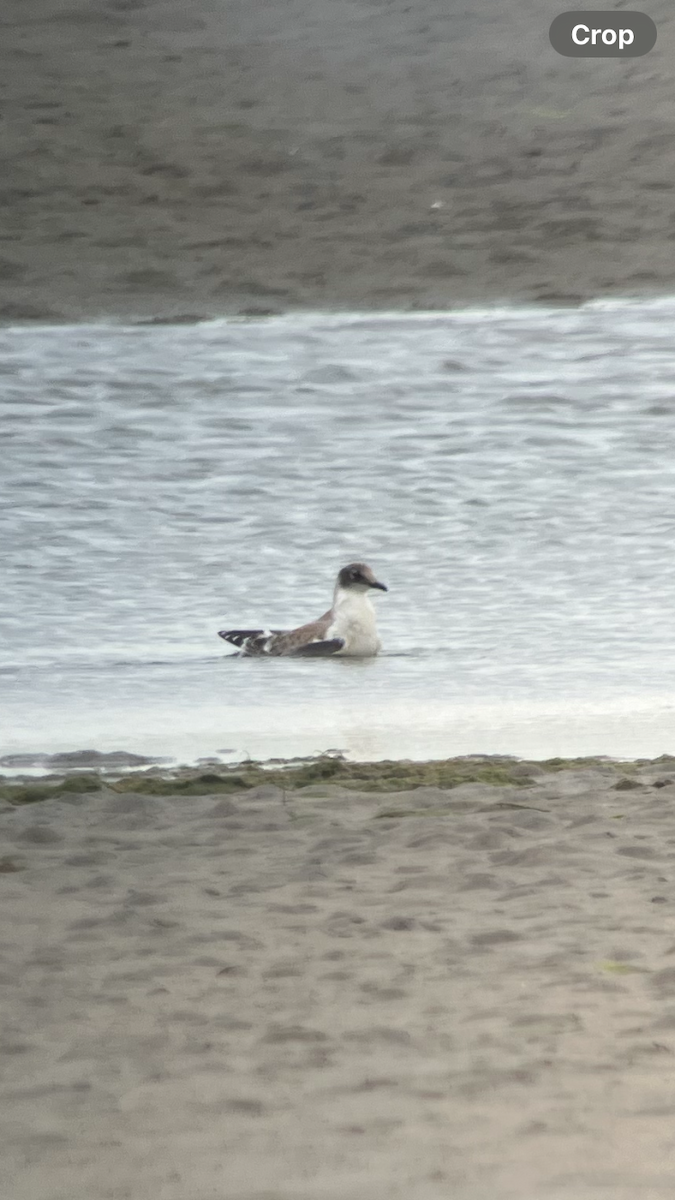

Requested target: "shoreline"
[
  {"left": 3, "top": 752, "right": 675, "bottom": 805},
  {"left": 1, "top": 288, "right": 674, "bottom": 327},
  {"left": 2, "top": 291, "right": 675, "bottom": 327}
]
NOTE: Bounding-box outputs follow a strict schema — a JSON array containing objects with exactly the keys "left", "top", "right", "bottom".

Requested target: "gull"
[{"left": 218, "top": 562, "right": 388, "bottom": 657}]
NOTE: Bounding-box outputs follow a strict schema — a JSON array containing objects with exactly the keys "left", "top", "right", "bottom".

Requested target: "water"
[{"left": 4, "top": 300, "right": 675, "bottom": 768}]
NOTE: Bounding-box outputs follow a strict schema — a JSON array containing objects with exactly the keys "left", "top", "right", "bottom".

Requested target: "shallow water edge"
[{"left": 2, "top": 752, "right": 674, "bottom": 806}]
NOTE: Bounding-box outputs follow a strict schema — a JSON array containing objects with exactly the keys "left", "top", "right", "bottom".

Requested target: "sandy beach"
[
  {"left": 3, "top": 756, "right": 675, "bottom": 1199},
  {"left": 3, "top": 0, "right": 675, "bottom": 321}
]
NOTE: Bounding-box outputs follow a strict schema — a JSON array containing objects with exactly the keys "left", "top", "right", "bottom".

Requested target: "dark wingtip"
[{"left": 218, "top": 630, "right": 250, "bottom": 646}]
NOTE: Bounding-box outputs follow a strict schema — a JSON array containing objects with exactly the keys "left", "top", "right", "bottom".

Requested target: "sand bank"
[
  {"left": 3, "top": 755, "right": 675, "bottom": 1198},
  {"left": 3, "top": 1, "right": 675, "bottom": 322}
]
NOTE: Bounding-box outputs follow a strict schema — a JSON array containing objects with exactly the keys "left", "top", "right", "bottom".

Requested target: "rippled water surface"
[{"left": 4, "top": 301, "right": 675, "bottom": 766}]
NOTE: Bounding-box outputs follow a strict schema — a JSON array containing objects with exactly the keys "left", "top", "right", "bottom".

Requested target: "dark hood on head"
[{"left": 337, "top": 562, "right": 388, "bottom": 591}]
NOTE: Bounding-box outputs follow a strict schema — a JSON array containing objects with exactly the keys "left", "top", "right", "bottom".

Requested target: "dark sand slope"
[
  {"left": 3, "top": 0, "right": 675, "bottom": 322},
  {"left": 4, "top": 758, "right": 675, "bottom": 1198}
]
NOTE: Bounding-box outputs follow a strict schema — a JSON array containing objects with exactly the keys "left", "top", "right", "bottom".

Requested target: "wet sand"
[
  {"left": 4, "top": 755, "right": 675, "bottom": 1199},
  {"left": 3, "top": 0, "right": 675, "bottom": 321}
]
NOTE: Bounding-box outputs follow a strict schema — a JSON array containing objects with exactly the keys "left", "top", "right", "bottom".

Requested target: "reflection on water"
[{"left": 4, "top": 300, "right": 675, "bottom": 764}]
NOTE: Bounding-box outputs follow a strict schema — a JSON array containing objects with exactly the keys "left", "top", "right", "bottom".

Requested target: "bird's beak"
[{"left": 369, "top": 579, "right": 388, "bottom": 592}]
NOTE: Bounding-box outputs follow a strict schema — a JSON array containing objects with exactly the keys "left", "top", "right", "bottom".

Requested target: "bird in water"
[{"left": 218, "top": 562, "right": 388, "bottom": 657}]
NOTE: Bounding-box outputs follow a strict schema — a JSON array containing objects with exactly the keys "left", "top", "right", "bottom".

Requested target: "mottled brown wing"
[{"left": 264, "top": 610, "right": 334, "bottom": 656}]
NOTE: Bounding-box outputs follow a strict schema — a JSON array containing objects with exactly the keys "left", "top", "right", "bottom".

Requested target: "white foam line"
[{"left": 8, "top": 294, "right": 675, "bottom": 334}]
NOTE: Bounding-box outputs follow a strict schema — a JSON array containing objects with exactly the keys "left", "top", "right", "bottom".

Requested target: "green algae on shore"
[
  {"left": 0, "top": 774, "right": 105, "bottom": 806},
  {"left": 1, "top": 753, "right": 672, "bottom": 806}
]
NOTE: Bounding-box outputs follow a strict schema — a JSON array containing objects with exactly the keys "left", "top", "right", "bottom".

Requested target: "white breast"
[{"left": 327, "top": 589, "right": 381, "bottom": 657}]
